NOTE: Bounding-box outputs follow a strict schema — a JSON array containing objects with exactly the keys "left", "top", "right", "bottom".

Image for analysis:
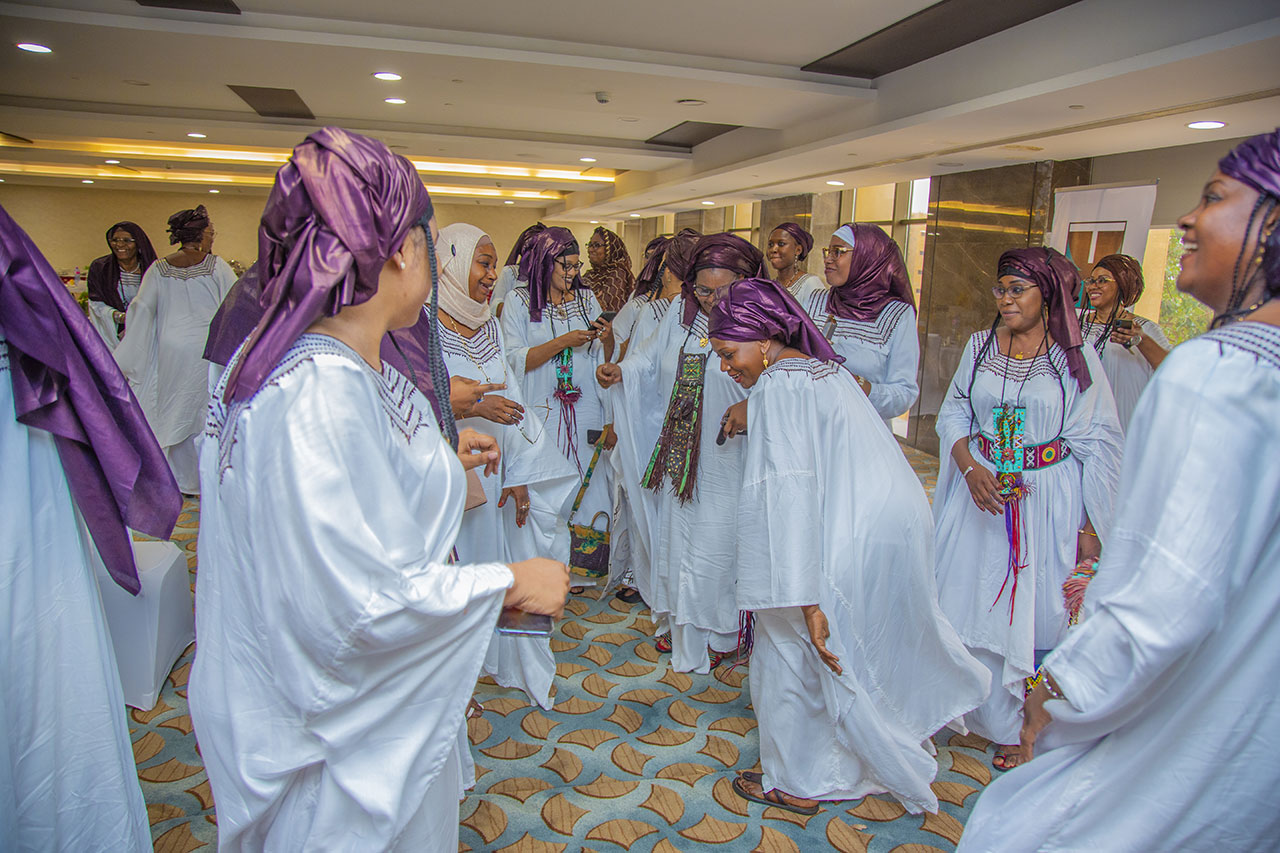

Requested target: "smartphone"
[
  {"left": 497, "top": 608, "right": 553, "bottom": 636},
  {"left": 587, "top": 428, "right": 604, "bottom": 445},
  {"left": 595, "top": 311, "right": 617, "bottom": 326},
  {"left": 1116, "top": 319, "right": 1134, "bottom": 330}
]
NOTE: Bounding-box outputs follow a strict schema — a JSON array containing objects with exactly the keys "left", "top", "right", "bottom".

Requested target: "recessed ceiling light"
[
  {"left": 450, "top": 78, "right": 464, "bottom": 84},
  {"left": 1187, "top": 120, "right": 1226, "bottom": 130},
  {"left": 701, "top": 200, "right": 716, "bottom": 206},
  {"left": 676, "top": 98, "right": 706, "bottom": 106},
  {"left": 187, "top": 132, "right": 207, "bottom": 138},
  {"left": 385, "top": 97, "right": 406, "bottom": 105},
  {"left": 0, "top": 178, "right": 6, "bottom": 183},
  {"left": 503, "top": 200, "right": 514, "bottom": 204},
  {"left": 619, "top": 116, "right": 639, "bottom": 123},
  {"left": 579, "top": 157, "right": 597, "bottom": 163},
  {"left": 81, "top": 179, "right": 94, "bottom": 184},
  {"left": 104, "top": 159, "right": 120, "bottom": 165},
  {"left": 629, "top": 213, "right": 641, "bottom": 218},
  {"left": 209, "top": 189, "right": 220, "bottom": 193},
  {"left": 938, "top": 161, "right": 964, "bottom": 167},
  {"left": 1068, "top": 104, "right": 1085, "bottom": 110},
  {"left": 123, "top": 79, "right": 149, "bottom": 87},
  {"left": 826, "top": 180, "right": 845, "bottom": 186},
  {"left": 589, "top": 220, "right": 599, "bottom": 224},
  {"left": 16, "top": 43, "right": 52, "bottom": 54},
  {"left": 373, "top": 72, "right": 401, "bottom": 81}
]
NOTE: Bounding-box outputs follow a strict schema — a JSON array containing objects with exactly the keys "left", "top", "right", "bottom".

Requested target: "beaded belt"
[{"left": 975, "top": 433, "right": 1071, "bottom": 471}]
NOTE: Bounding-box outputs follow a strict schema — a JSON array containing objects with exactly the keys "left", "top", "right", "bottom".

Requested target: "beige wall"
[
  {"left": 0, "top": 183, "right": 549, "bottom": 276},
  {"left": 1091, "top": 135, "right": 1248, "bottom": 227}
]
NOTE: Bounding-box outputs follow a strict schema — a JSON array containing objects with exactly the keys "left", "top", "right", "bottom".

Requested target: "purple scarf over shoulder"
[
  {"left": 517, "top": 226, "right": 581, "bottom": 322},
  {"left": 87, "top": 221, "right": 158, "bottom": 312},
  {"left": 709, "top": 276, "right": 842, "bottom": 363},
  {"left": 223, "top": 127, "right": 434, "bottom": 402},
  {"left": 682, "top": 233, "right": 764, "bottom": 325},
  {"left": 999, "top": 247, "right": 1092, "bottom": 392},
  {"left": 827, "top": 223, "right": 916, "bottom": 322},
  {"left": 0, "top": 204, "right": 180, "bottom": 594}
]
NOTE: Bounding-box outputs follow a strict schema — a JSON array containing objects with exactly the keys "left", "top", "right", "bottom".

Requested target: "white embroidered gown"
[{"left": 1080, "top": 313, "right": 1171, "bottom": 432}]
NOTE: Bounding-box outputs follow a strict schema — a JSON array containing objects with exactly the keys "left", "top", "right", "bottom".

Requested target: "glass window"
[
  {"left": 909, "top": 178, "right": 931, "bottom": 219},
  {"left": 854, "top": 183, "right": 895, "bottom": 222}
]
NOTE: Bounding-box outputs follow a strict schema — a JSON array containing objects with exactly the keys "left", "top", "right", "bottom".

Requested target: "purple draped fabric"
[
  {"left": 505, "top": 222, "right": 547, "bottom": 268},
  {"left": 517, "top": 226, "right": 580, "bottom": 322},
  {"left": 682, "top": 233, "right": 764, "bottom": 325},
  {"left": 167, "top": 205, "right": 210, "bottom": 246},
  {"left": 1218, "top": 129, "right": 1280, "bottom": 200},
  {"left": 635, "top": 235, "right": 670, "bottom": 296},
  {"left": 86, "top": 221, "right": 158, "bottom": 313},
  {"left": 998, "top": 247, "right": 1092, "bottom": 392},
  {"left": 826, "top": 223, "right": 916, "bottom": 322},
  {"left": 771, "top": 222, "right": 814, "bottom": 260},
  {"left": 223, "top": 127, "right": 433, "bottom": 402},
  {"left": 0, "top": 203, "right": 180, "bottom": 594},
  {"left": 709, "top": 276, "right": 842, "bottom": 364}
]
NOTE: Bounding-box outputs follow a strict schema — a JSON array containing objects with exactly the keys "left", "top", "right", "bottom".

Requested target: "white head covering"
[
  {"left": 833, "top": 223, "right": 857, "bottom": 248},
  {"left": 437, "top": 222, "right": 493, "bottom": 329}
]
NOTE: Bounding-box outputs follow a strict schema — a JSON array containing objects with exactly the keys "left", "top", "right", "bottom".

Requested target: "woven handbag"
[{"left": 568, "top": 440, "right": 610, "bottom": 577}]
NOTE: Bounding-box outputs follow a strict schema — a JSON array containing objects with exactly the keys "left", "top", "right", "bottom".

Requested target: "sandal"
[
  {"left": 738, "top": 770, "right": 763, "bottom": 785},
  {"left": 992, "top": 749, "right": 1022, "bottom": 772},
  {"left": 709, "top": 650, "right": 725, "bottom": 668},
  {"left": 466, "top": 698, "right": 485, "bottom": 720},
  {"left": 654, "top": 632, "right": 672, "bottom": 653},
  {"left": 570, "top": 586, "right": 585, "bottom": 595},
  {"left": 615, "top": 587, "right": 643, "bottom": 604},
  {"left": 731, "top": 775, "right": 819, "bottom": 815}
]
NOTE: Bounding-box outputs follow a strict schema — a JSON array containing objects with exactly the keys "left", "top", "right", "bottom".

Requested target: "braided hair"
[{"left": 1214, "top": 192, "right": 1280, "bottom": 326}]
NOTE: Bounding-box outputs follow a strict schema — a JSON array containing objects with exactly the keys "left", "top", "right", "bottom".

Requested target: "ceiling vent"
[
  {"left": 645, "top": 122, "right": 740, "bottom": 149},
  {"left": 136, "top": 0, "right": 241, "bottom": 13},
  {"left": 228, "top": 86, "right": 315, "bottom": 120}
]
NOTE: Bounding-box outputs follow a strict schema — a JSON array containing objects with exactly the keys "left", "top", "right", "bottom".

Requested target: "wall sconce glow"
[
  {"left": 373, "top": 72, "right": 401, "bottom": 81},
  {"left": 384, "top": 98, "right": 407, "bottom": 105},
  {"left": 187, "top": 132, "right": 207, "bottom": 139},
  {"left": 16, "top": 43, "right": 52, "bottom": 54},
  {"left": 1187, "top": 120, "right": 1226, "bottom": 130},
  {"left": 826, "top": 180, "right": 845, "bottom": 186},
  {"left": 104, "top": 159, "right": 120, "bottom": 165},
  {"left": 81, "top": 179, "right": 94, "bottom": 184},
  {"left": 579, "top": 157, "right": 597, "bottom": 163}
]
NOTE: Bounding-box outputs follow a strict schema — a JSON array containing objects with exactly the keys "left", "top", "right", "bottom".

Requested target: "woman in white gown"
[
  {"left": 114, "top": 205, "right": 235, "bottom": 493},
  {"left": 958, "top": 128, "right": 1280, "bottom": 853},
  {"left": 190, "top": 127, "right": 567, "bottom": 853},
  {"left": 1078, "top": 253, "right": 1171, "bottom": 431},
  {"left": 707, "top": 276, "right": 989, "bottom": 815},
  {"left": 1, "top": 204, "right": 182, "bottom": 852},
  {"left": 86, "top": 220, "right": 158, "bottom": 347},
  {"left": 597, "top": 233, "right": 758, "bottom": 673},
  {"left": 799, "top": 223, "right": 919, "bottom": 423},
  {"left": 500, "top": 226, "right": 614, "bottom": 585},
  {"left": 437, "top": 222, "right": 577, "bottom": 708},
  {"left": 932, "top": 247, "right": 1123, "bottom": 771},
  {"left": 765, "top": 222, "right": 823, "bottom": 300}
]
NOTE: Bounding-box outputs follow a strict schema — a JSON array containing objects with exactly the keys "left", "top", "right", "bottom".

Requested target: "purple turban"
[
  {"left": 827, "top": 223, "right": 916, "bottom": 322},
  {"left": 682, "top": 233, "right": 765, "bottom": 325},
  {"left": 517, "top": 226, "right": 580, "bottom": 322},
  {"left": 223, "top": 126, "right": 433, "bottom": 402},
  {"left": 167, "top": 204, "right": 211, "bottom": 246},
  {"left": 635, "top": 234, "right": 671, "bottom": 295},
  {"left": 998, "top": 247, "right": 1092, "bottom": 392},
  {"left": 771, "top": 222, "right": 814, "bottom": 261},
  {"left": 636, "top": 228, "right": 701, "bottom": 297},
  {"left": 1218, "top": 129, "right": 1280, "bottom": 200},
  {"left": 709, "top": 277, "right": 842, "bottom": 364},
  {"left": 0, "top": 203, "right": 180, "bottom": 594},
  {"left": 505, "top": 222, "right": 547, "bottom": 268},
  {"left": 87, "top": 221, "right": 158, "bottom": 313}
]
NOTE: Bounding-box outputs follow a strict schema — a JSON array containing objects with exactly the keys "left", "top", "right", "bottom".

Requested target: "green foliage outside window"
[{"left": 1158, "top": 229, "right": 1213, "bottom": 347}]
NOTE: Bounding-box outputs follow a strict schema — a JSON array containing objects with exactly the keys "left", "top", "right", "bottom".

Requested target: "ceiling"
[{"left": 0, "top": 0, "right": 1276, "bottom": 217}]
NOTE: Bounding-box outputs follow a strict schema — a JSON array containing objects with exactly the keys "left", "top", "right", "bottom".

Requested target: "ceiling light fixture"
[
  {"left": 701, "top": 200, "right": 715, "bottom": 206},
  {"left": 504, "top": 200, "right": 515, "bottom": 204},
  {"left": 826, "top": 180, "right": 845, "bottom": 186},
  {"left": 385, "top": 97, "right": 406, "bottom": 105},
  {"left": 938, "top": 161, "right": 964, "bottom": 167},
  {"left": 619, "top": 117, "right": 639, "bottom": 123},
  {"left": 589, "top": 220, "right": 599, "bottom": 224},
  {"left": 187, "top": 132, "right": 207, "bottom": 139},
  {"left": 676, "top": 99, "right": 706, "bottom": 106},
  {"left": 1187, "top": 120, "right": 1226, "bottom": 130},
  {"left": 123, "top": 79, "right": 149, "bottom": 87},
  {"left": 372, "top": 72, "right": 401, "bottom": 81},
  {"left": 16, "top": 43, "right": 52, "bottom": 54},
  {"left": 104, "top": 159, "right": 120, "bottom": 165},
  {"left": 629, "top": 213, "right": 641, "bottom": 218},
  {"left": 209, "top": 189, "right": 220, "bottom": 193},
  {"left": 579, "top": 157, "right": 597, "bottom": 163},
  {"left": 1067, "top": 104, "right": 1085, "bottom": 110},
  {"left": 81, "top": 179, "right": 94, "bottom": 183}
]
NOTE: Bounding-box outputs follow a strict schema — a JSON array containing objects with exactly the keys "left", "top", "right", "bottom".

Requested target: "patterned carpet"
[{"left": 131, "top": 443, "right": 996, "bottom": 852}]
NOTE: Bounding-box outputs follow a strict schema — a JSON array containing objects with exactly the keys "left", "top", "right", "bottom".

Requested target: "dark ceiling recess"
[
  {"left": 0, "top": 131, "right": 34, "bottom": 145},
  {"left": 136, "top": 0, "right": 241, "bottom": 13},
  {"left": 228, "top": 85, "right": 315, "bottom": 120},
  {"left": 803, "top": 0, "right": 1082, "bottom": 78},
  {"left": 646, "top": 121, "right": 740, "bottom": 149}
]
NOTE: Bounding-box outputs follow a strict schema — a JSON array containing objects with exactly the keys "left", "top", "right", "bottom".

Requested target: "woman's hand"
[
  {"left": 505, "top": 557, "right": 571, "bottom": 619},
  {"left": 1019, "top": 679, "right": 1055, "bottom": 762},
  {"left": 596, "top": 363, "right": 623, "bottom": 388},
  {"left": 456, "top": 428, "right": 500, "bottom": 476},
  {"left": 801, "top": 604, "right": 842, "bottom": 676},
  {"left": 721, "top": 400, "right": 748, "bottom": 439},
  {"left": 451, "top": 377, "right": 505, "bottom": 418},
  {"left": 472, "top": 394, "right": 524, "bottom": 425},
  {"left": 601, "top": 424, "right": 617, "bottom": 450},
  {"left": 499, "top": 484, "right": 531, "bottom": 527},
  {"left": 558, "top": 328, "right": 598, "bottom": 349},
  {"left": 1076, "top": 525, "right": 1102, "bottom": 563},
  {"left": 593, "top": 318, "right": 615, "bottom": 359},
  {"left": 851, "top": 374, "right": 872, "bottom": 395},
  {"left": 963, "top": 462, "right": 1005, "bottom": 515}
]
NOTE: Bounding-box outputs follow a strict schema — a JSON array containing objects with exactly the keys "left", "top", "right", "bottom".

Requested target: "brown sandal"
[{"left": 731, "top": 775, "right": 819, "bottom": 815}]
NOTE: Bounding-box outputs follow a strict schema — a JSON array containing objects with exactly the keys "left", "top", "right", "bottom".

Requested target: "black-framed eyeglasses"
[
  {"left": 821, "top": 246, "right": 852, "bottom": 260},
  {"left": 109, "top": 237, "right": 136, "bottom": 245},
  {"left": 693, "top": 284, "right": 716, "bottom": 298},
  {"left": 557, "top": 260, "right": 584, "bottom": 273},
  {"left": 992, "top": 284, "right": 1034, "bottom": 299}
]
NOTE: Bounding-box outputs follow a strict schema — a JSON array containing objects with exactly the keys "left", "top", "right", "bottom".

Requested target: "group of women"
[{"left": 9, "top": 124, "right": 1276, "bottom": 852}]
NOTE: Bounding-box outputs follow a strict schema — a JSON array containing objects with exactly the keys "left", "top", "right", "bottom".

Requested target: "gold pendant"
[{"left": 699, "top": 337, "right": 709, "bottom": 348}]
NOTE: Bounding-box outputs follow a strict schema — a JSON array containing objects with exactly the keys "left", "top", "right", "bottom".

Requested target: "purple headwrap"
[
  {"left": 771, "top": 222, "right": 814, "bottom": 261},
  {"left": 223, "top": 126, "right": 434, "bottom": 402},
  {"left": 505, "top": 222, "right": 547, "bottom": 268},
  {"left": 998, "top": 247, "right": 1092, "bottom": 392},
  {"left": 0, "top": 203, "right": 180, "bottom": 594},
  {"left": 167, "top": 205, "right": 211, "bottom": 246},
  {"left": 709, "top": 277, "right": 842, "bottom": 364},
  {"left": 635, "top": 234, "right": 671, "bottom": 295},
  {"left": 517, "top": 226, "right": 581, "bottom": 322},
  {"left": 682, "top": 233, "right": 764, "bottom": 325},
  {"left": 87, "top": 221, "right": 158, "bottom": 313},
  {"left": 1219, "top": 128, "right": 1280, "bottom": 200},
  {"left": 826, "top": 223, "right": 916, "bottom": 322}
]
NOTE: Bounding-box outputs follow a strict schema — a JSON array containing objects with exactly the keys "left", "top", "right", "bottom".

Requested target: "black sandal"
[{"left": 731, "top": 775, "right": 819, "bottom": 815}]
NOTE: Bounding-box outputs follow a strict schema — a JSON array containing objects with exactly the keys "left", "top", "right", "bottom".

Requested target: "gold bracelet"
[{"left": 1077, "top": 528, "right": 1098, "bottom": 537}]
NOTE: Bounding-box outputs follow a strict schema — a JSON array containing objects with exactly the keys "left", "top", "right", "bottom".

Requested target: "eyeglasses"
[
  {"left": 109, "top": 237, "right": 136, "bottom": 246},
  {"left": 586, "top": 241, "right": 605, "bottom": 250},
  {"left": 821, "top": 246, "right": 852, "bottom": 260},
  {"left": 693, "top": 284, "right": 717, "bottom": 298},
  {"left": 1080, "top": 276, "right": 1114, "bottom": 287},
  {"left": 557, "top": 260, "right": 584, "bottom": 273},
  {"left": 992, "top": 284, "right": 1034, "bottom": 299}
]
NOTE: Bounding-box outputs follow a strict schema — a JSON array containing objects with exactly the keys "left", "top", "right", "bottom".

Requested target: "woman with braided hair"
[
  {"left": 957, "top": 128, "right": 1280, "bottom": 853},
  {"left": 1078, "top": 253, "right": 1170, "bottom": 430},
  {"left": 113, "top": 204, "right": 234, "bottom": 493}
]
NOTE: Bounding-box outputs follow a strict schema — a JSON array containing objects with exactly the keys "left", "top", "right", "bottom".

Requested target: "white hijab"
[{"left": 437, "top": 222, "right": 493, "bottom": 330}]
